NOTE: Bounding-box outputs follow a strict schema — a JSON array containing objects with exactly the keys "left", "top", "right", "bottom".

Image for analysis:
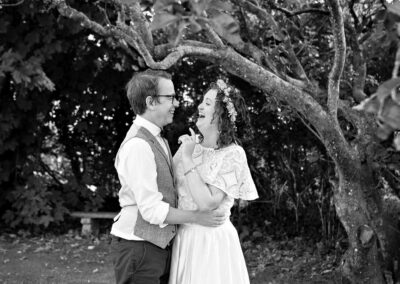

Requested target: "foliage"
[{"left": 1, "top": 5, "right": 400, "bottom": 283}]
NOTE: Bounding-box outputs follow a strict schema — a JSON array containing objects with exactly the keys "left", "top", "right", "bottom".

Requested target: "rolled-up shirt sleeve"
[{"left": 118, "top": 138, "right": 170, "bottom": 226}]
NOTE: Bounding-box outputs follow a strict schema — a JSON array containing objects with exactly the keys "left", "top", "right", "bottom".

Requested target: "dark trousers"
[{"left": 111, "top": 236, "right": 172, "bottom": 284}]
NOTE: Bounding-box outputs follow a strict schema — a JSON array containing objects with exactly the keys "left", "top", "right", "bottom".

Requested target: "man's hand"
[{"left": 193, "top": 210, "right": 228, "bottom": 227}]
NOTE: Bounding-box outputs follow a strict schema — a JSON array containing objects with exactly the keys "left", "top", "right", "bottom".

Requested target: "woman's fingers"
[
  {"left": 189, "top": 127, "right": 197, "bottom": 143},
  {"left": 178, "top": 134, "right": 190, "bottom": 144},
  {"left": 189, "top": 127, "right": 196, "bottom": 139}
]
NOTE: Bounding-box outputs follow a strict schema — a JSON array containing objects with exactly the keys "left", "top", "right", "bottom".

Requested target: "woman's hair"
[
  {"left": 125, "top": 69, "right": 171, "bottom": 115},
  {"left": 199, "top": 80, "right": 253, "bottom": 148}
]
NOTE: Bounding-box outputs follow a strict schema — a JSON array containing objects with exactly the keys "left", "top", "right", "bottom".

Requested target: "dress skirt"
[{"left": 168, "top": 220, "right": 250, "bottom": 284}]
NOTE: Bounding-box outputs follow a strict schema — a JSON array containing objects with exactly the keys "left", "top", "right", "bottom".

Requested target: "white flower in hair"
[{"left": 216, "top": 79, "right": 237, "bottom": 129}]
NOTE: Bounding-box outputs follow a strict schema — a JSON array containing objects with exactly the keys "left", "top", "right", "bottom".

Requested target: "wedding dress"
[{"left": 169, "top": 144, "right": 258, "bottom": 284}]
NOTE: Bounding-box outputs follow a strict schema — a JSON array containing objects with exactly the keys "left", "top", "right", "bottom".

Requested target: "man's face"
[{"left": 152, "top": 78, "right": 179, "bottom": 128}]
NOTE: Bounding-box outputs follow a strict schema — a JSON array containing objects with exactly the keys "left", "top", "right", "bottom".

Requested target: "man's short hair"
[{"left": 126, "top": 70, "right": 172, "bottom": 115}]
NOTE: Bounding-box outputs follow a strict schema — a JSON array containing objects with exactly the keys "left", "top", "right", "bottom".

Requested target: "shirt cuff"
[{"left": 158, "top": 203, "right": 170, "bottom": 228}]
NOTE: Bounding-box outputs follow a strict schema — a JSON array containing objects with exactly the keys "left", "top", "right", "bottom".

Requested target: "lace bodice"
[{"left": 173, "top": 143, "right": 258, "bottom": 214}]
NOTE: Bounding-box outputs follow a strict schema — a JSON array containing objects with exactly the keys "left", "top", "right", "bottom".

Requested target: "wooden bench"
[{"left": 70, "top": 211, "right": 118, "bottom": 236}]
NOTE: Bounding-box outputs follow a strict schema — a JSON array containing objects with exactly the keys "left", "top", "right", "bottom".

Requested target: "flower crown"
[{"left": 216, "top": 79, "right": 238, "bottom": 129}]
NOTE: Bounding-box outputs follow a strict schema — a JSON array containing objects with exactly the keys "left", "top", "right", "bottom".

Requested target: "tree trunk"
[
  {"left": 215, "top": 49, "right": 390, "bottom": 282},
  {"left": 333, "top": 162, "right": 385, "bottom": 283}
]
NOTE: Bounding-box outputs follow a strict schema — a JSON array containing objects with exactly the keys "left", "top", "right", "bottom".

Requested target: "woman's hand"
[{"left": 178, "top": 128, "right": 197, "bottom": 159}]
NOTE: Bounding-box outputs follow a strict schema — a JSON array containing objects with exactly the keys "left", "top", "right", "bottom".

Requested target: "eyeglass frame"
[{"left": 157, "top": 94, "right": 180, "bottom": 104}]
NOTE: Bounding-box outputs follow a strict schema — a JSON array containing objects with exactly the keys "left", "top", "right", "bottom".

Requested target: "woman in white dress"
[{"left": 169, "top": 79, "right": 258, "bottom": 284}]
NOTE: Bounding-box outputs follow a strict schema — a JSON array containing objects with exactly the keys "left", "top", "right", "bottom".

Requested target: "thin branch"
[
  {"left": 326, "top": 0, "right": 346, "bottom": 117},
  {"left": 198, "top": 17, "right": 225, "bottom": 48},
  {"left": 296, "top": 111, "right": 323, "bottom": 142},
  {"left": 53, "top": 0, "right": 150, "bottom": 62},
  {"left": 39, "top": 160, "right": 65, "bottom": 188},
  {"left": 345, "top": 19, "right": 367, "bottom": 105},
  {"left": 349, "top": 0, "right": 359, "bottom": 29},
  {"left": 98, "top": 5, "right": 112, "bottom": 26},
  {"left": 270, "top": 3, "right": 329, "bottom": 17},
  {"left": 379, "top": 0, "right": 387, "bottom": 10},
  {"left": 233, "top": 0, "right": 310, "bottom": 83},
  {"left": 0, "top": 0, "right": 24, "bottom": 7}
]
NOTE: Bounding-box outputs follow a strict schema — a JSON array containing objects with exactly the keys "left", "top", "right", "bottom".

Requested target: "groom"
[{"left": 110, "top": 70, "right": 225, "bottom": 284}]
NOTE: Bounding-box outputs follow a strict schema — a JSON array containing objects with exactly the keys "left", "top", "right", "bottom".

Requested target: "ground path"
[{"left": 0, "top": 232, "right": 340, "bottom": 283}]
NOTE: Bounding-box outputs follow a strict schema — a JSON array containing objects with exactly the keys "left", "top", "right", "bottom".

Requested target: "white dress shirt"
[{"left": 110, "top": 115, "right": 170, "bottom": 240}]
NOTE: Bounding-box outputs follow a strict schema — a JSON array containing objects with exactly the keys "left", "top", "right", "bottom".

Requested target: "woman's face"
[{"left": 196, "top": 88, "right": 219, "bottom": 135}]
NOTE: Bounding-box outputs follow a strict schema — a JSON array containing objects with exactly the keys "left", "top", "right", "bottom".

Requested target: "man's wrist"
[
  {"left": 182, "top": 156, "right": 194, "bottom": 169},
  {"left": 189, "top": 211, "right": 197, "bottom": 223}
]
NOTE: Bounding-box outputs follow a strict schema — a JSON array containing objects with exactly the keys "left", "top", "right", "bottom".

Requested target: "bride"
[{"left": 169, "top": 79, "right": 259, "bottom": 284}]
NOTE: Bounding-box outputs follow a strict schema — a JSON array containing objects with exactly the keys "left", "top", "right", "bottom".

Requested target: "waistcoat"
[{"left": 118, "top": 125, "right": 177, "bottom": 248}]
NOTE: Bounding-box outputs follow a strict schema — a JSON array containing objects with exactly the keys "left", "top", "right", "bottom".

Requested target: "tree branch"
[
  {"left": 349, "top": 0, "right": 360, "bottom": 30},
  {"left": 154, "top": 40, "right": 216, "bottom": 59},
  {"left": 53, "top": 0, "right": 139, "bottom": 60},
  {"left": 0, "top": 0, "right": 24, "bottom": 7},
  {"left": 198, "top": 18, "right": 225, "bottom": 48},
  {"left": 326, "top": 0, "right": 346, "bottom": 117},
  {"left": 233, "top": 0, "right": 310, "bottom": 83},
  {"left": 346, "top": 19, "right": 367, "bottom": 105},
  {"left": 39, "top": 160, "right": 65, "bottom": 188},
  {"left": 270, "top": 3, "right": 329, "bottom": 17},
  {"left": 149, "top": 44, "right": 225, "bottom": 69},
  {"left": 296, "top": 111, "right": 323, "bottom": 142},
  {"left": 121, "top": 0, "right": 154, "bottom": 51},
  {"left": 54, "top": 0, "right": 158, "bottom": 66}
]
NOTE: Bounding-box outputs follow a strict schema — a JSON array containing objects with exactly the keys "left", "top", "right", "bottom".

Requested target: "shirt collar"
[{"left": 134, "top": 115, "right": 162, "bottom": 137}]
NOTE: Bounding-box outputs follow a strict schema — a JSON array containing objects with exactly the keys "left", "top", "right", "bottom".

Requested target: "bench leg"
[{"left": 80, "top": 218, "right": 99, "bottom": 236}]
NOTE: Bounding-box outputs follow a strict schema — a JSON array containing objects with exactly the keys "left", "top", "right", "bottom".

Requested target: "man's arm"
[
  {"left": 164, "top": 207, "right": 226, "bottom": 227},
  {"left": 119, "top": 139, "right": 170, "bottom": 225}
]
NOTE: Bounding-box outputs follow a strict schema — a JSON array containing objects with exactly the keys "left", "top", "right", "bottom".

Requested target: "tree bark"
[{"left": 333, "top": 159, "right": 385, "bottom": 283}]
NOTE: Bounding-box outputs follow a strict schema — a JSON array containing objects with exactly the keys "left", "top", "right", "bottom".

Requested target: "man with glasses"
[{"left": 110, "top": 70, "right": 225, "bottom": 284}]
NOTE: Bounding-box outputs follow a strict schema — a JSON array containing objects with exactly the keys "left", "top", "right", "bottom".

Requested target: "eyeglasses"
[{"left": 157, "top": 95, "right": 179, "bottom": 104}]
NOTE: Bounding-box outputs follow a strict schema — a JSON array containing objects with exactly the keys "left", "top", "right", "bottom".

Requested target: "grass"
[{"left": 0, "top": 230, "right": 340, "bottom": 284}]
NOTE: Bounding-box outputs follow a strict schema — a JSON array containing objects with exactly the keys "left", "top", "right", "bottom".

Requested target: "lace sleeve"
[{"left": 202, "top": 145, "right": 258, "bottom": 200}]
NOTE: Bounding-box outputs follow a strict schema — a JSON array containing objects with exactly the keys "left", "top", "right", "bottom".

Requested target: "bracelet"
[{"left": 184, "top": 166, "right": 197, "bottom": 176}]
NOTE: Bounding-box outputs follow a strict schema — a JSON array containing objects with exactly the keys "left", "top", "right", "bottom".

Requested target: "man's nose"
[{"left": 173, "top": 98, "right": 180, "bottom": 107}]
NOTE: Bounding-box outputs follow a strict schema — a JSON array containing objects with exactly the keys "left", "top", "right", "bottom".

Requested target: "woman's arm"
[{"left": 181, "top": 156, "right": 226, "bottom": 210}]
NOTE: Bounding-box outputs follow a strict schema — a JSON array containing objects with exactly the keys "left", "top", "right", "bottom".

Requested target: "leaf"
[
  {"left": 375, "top": 77, "right": 400, "bottom": 98},
  {"left": 378, "top": 96, "right": 400, "bottom": 130},
  {"left": 154, "top": 0, "right": 176, "bottom": 12},
  {"left": 119, "top": 0, "right": 135, "bottom": 4},
  {"left": 190, "top": 0, "right": 211, "bottom": 15},
  {"left": 387, "top": 2, "right": 400, "bottom": 21},
  {"left": 358, "top": 225, "right": 374, "bottom": 246},
  {"left": 188, "top": 16, "right": 203, "bottom": 33},
  {"left": 210, "top": 12, "right": 243, "bottom": 45},
  {"left": 172, "top": 21, "right": 189, "bottom": 46},
  {"left": 208, "top": 0, "right": 233, "bottom": 12},
  {"left": 151, "top": 13, "right": 179, "bottom": 30},
  {"left": 376, "top": 121, "right": 394, "bottom": 140},
  {"left": 393, "top": 133, "right": 400, "bottom": 151},
  {"left": 353, "top": 95, "right": 380, "bottom": 113}
]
